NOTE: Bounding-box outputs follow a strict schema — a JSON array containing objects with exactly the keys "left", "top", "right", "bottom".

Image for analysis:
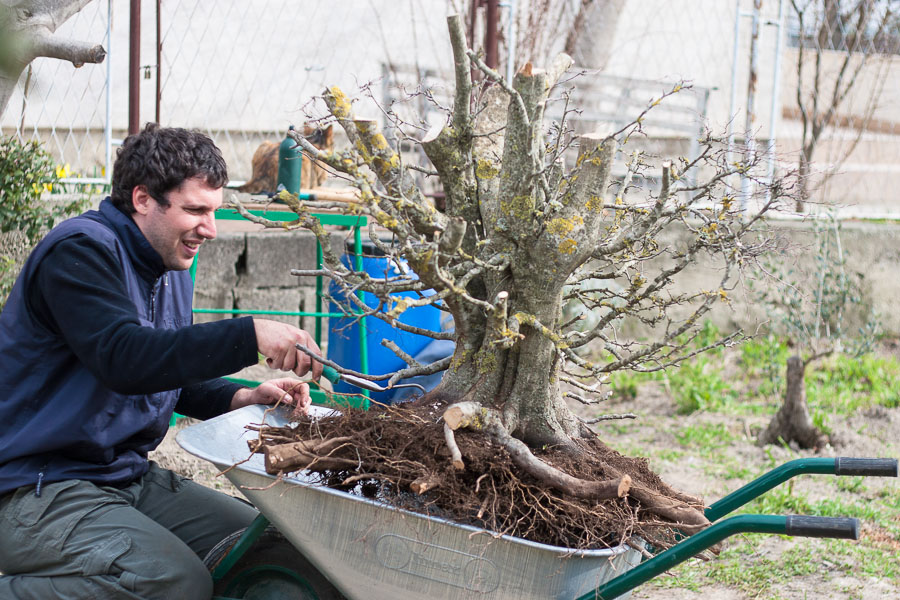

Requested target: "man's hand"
[
  {"left": 253, "top": 318, "right": 324, "bottom": 379},
  {"left": 230, "top": 378, "right": 312, "bottom": 415}
]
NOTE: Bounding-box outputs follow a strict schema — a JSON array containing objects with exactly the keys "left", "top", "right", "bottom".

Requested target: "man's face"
[{"left": 131, "top": 176, "right": 222, "bottom": 271}]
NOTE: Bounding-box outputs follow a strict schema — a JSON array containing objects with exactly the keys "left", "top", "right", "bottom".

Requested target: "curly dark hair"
[{"left": 110, "top": 123, "right": 228, "bottom": 214}]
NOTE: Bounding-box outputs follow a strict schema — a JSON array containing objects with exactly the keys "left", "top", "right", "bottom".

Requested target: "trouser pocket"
[
  {"left": 146, "top": 460, "right": 189, "bottom": 493},
  {"left": 0, "top": 479, "right": 97, "bottom": 574},
  {"left": 11, "top": 480, "right": 81, "bottom": 527}
]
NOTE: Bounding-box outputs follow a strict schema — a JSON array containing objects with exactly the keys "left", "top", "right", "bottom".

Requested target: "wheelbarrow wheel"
[{"left": 204, "top": 525, "right": 346, "bottom": 599}]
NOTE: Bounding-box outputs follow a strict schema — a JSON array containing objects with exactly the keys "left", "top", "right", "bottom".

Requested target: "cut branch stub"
[
  {"left": 262, "top": 437, "right": 357, "bottom": 474},
  {"left": 446, "top": 14, "right": 472, "bottom": 136},
  {"left": 496, "top": 68, "right": 549, "bottom": 240},
  {"left": 539, "top": 132, "right": 617, "bottom": 270},
  {"left": 410, "top": 475, "right": 442, "bottom": 495},
  {"left": 322, "top": 87, "right": 446, "bottom": 240}
]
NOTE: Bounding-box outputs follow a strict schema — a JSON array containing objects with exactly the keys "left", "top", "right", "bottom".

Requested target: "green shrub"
[
  {"left": 806, "top": 352, "right": 900, "bottom": 414},
  {"left": 0, "top": 136, "right": 86, "bottom": 308},
  {"left": 608, "top": 370, "right": 642, "bottom": 401}
]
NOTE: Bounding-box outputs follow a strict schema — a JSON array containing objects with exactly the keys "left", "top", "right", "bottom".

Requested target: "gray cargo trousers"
[{"left": 0, "top": 462, "right": 258, "bottom": 599}]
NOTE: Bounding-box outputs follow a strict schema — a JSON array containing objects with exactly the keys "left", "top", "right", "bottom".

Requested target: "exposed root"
[
  {"left": 444, "top": 402, "right": 632, "bottom": 502},
  {"left": 260, "top": 436, "right": 359, "bottom": 472},
  {"left": 443, "top": 423, "right": 465, "bottom": 470},
  {"left": 410, "top": 475, "right": 442, "bottom": 494},
  {"left": 247, "top": 402, "right": 709, "bottom": 550}
]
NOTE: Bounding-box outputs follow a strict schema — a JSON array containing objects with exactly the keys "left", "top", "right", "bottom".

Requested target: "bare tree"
[
  {"left": 0, "top": 0, "right": 106, "bottom": 119},
  {"left": 756, "top": 215, "right": 877, "bottom": 448},
  {"left": 236, "top": 15, "right": 792, "bottom": 528},
  {"left": 789, "top": 0, "right": 899, "bottom": 211}
]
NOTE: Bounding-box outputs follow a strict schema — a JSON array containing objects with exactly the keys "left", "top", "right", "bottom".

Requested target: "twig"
[
  {"left": 581, "top": 413, "right": 638, "bottom": 425},
  {"left": 341, "top": 473, "right": 380, "bottom": 486}
]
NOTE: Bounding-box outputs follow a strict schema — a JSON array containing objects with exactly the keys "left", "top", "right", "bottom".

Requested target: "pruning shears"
[
  {"left": 299, "top": 345, "right": 426, "bottom": 396},
  {"left": 320, "top": 365, "right": 425, "bottom": 395}
]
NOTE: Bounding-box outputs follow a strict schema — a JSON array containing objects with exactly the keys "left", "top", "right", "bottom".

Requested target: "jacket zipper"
[
  {"left": 149, "top": 274, "right": 168, "bottom": 321},
  {"left": 35, "top": 463, "right": 48, "bottom": 497},
  {"left": 149, "top": 277, "right": 159, "bottom": 321}
]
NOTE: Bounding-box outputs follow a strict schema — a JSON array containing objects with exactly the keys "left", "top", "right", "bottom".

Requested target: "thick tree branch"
[{"left": 30, "top": 32, "right": 105, "bottom": 66}]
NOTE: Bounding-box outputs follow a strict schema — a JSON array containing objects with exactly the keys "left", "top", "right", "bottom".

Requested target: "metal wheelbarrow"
[{"left": 176, "top": 404, "right": 898, "bottom": 600}]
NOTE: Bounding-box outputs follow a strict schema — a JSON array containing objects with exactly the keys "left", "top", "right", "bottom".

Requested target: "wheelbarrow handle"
[
  {"left": 785, "top": 515, "right": 859, "bottom": 540},
  {"left": 321, "top": 365, "right": 342, "bottom": 385},
  {"left": 705, "top": 457, "right": 898, "bottom": 522},
  {"left": 835, "top": 457, "right": 899, "bottom": 477},
  {"left": 584, "top": 515, "right": 859, "bottom": 600}
]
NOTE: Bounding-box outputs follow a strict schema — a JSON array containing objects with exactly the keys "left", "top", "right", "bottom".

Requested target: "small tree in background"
[
  {"left": 789, "top": 0, "right": 899, "bottom": 212},
  {"left": 756, "top": 214, "right": 877, "bottom": 448}
]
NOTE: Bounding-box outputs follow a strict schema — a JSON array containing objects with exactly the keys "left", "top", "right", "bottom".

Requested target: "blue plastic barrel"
[{"left": 326, "top": 239, "right": 442, "bottom": 403}]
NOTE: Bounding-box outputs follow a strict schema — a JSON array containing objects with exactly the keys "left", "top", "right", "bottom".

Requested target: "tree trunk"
[
  {"left": 434, "top": 286, "right": 582, "bottom": 449},
  {"left": 758, "top": 355, "right": 826, "bottom": 449},
  {"left": 565, "top": 0, "right": 627, "bottom": 71},
  {"left": 796, "top": 149, "right": 813, "bottom": 213}
]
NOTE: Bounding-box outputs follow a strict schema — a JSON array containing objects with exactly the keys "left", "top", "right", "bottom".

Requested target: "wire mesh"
[
  {"left": 2, "top": 0, "right": 897, "bottom": 216},
  {"left": 780, "top": 0, "right": 900, "bottom": 216},
  {"left": 157, "top": 0, "right": 453, "bottom": 185}
]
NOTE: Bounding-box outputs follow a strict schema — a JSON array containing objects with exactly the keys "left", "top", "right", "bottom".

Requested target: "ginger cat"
[{"left": 237, "top": 124, "right": 333, "bottom": 194}]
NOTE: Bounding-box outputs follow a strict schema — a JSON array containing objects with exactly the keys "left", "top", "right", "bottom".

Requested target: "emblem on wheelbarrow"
[{"left": 375, "top": 533, "right": 500, "bottom": 593}]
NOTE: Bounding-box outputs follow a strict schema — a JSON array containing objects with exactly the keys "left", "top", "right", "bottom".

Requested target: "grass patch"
[
  {"left": 652, "top": 447, "right": 687, "bottom": 462},
  {"left": 641, "top": 451, "right": 900, "bottom": 598},
  {"left": 704, "top": 538, "right": 821, "bottom": 596},
  {"left": 704, "top": 457, "right": 755, "bottom": 481},
  {"left": 606, "top": 322, "right": 900, "bottom": 598},
  {"left": 806, "top": 353, "right": 900, "bottom": 415},
  {"left": 666, "top": 357, "right": 737, "bottom": 414},
  {"left": 608, "top": 369, "right": 661, "bottom": 401},
  {"left": 674, "top": 423, "right": 737, "bottom": 449},
  {"left": 835, "top": 476, "right": 867, "bottom": 494}
]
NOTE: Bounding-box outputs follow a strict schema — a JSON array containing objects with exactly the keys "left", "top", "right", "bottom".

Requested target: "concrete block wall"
[
  {"left": 193, "top": 221, "right": 900, "bottom": 351},
  {"left": 6, "top": 213, "right": 899, "bottom": 344},
  {"left": 618, "top": 220, "right": 900, "bottom": 339},
  {"left": 192, "top": 230, "right": 347, "bottom": 340}
]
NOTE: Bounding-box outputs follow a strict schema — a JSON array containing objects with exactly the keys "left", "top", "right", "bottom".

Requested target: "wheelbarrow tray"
[{"left": 177, "top": 404, "right": 642, "bottom": 600}]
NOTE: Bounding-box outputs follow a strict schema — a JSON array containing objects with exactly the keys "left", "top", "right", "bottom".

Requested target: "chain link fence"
[
  {"left": 1, "top": 0, "right": 897, "bottom": 216},
  {"left": 780, "top": 0, "right": 900, "bottom": 216}
]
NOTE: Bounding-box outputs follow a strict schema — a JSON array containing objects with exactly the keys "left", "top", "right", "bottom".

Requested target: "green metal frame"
[
  {"left": 211, "top": 515, "right": 271, "bottom": 582},
  {"left": 180, "top": 203, "right": 372, "bottom": 424},
  {"left": 584, "top": 514, "right": 855, "bottom": 600},
  {"left": 705, "top": 457, "right": 854, "bottom": 521},
  {"left": 579, "top": 456, "right": 896, "bottom": 599}
]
